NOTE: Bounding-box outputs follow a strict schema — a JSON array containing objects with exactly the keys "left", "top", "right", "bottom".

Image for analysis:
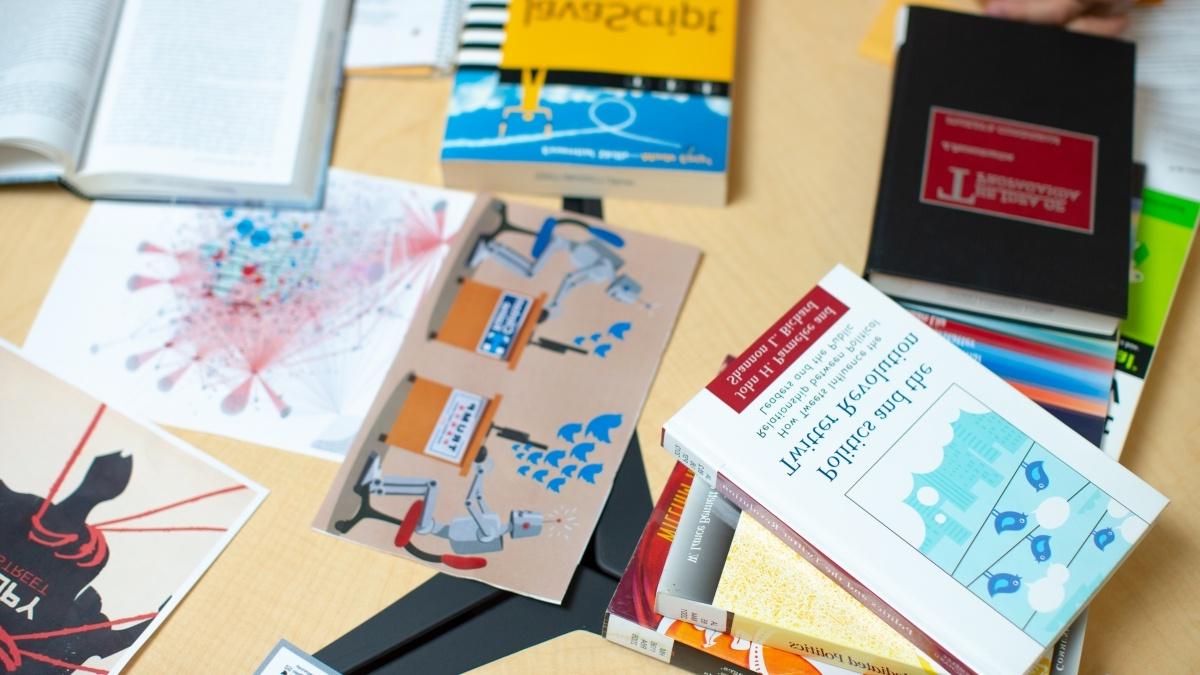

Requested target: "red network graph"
[{"left": 113, "top": 194, "right": 453, "bottom": 420}]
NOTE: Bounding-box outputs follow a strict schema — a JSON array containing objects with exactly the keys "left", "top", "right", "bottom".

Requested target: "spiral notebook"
[{"left": 344, "top": 0, "right": 467, "bottom": 75}]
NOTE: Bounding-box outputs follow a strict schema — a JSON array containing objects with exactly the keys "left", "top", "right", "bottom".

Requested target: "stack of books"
[
  {"left": 607, "top": 265, "right": 1165, "bottom": 675},
  {"left": 602, "top": 8, "right": 1177, "bottom": 675}
]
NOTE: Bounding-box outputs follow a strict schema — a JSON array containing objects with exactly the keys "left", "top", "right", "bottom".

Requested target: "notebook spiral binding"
[{"left": 437, "top": 0, "right": 473, "bottom": 73}]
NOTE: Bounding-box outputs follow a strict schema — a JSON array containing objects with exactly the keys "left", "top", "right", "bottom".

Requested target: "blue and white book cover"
[
  {"left": 443, "top": 69, "right": 731, "bottom": 175},
  {"left": 441, "top": 0, "right": 738, "bottom": 202}
]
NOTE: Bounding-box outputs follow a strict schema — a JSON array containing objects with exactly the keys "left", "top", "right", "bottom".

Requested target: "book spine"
[
  {"left": 602, "top": 611, "right": 756, "bottom": 675},
  {"left": 864, "top": 39, "right": 910, "bottom": 278},
  {"left": 655, "top": 593, "right": 731, "bottom": 633},
  {"left": 663, "top": 424, "right": 976, "bottom": 675},
  {"left": 662, "top": 426, "right": 719, "bottom": 488}
]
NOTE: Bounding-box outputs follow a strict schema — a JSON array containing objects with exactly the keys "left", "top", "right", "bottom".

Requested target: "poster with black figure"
[{"left": 0, "top": 341, "right": 265, "bottom": 674}]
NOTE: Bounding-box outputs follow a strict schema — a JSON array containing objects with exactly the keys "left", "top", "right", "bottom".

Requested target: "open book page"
[
  {"left": 344, "top": 0, "right": 456, "bottom": 70},
  {"left": 78, "top": 0, "right": 325, "bottom": 189},
  {"left": 0, "top": 0, "right": 121, "bottom": 180}
]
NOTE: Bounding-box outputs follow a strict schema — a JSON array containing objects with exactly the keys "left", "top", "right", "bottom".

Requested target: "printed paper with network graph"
[{"left": 25, "top": 169, "right": 476, "bottom": 460}]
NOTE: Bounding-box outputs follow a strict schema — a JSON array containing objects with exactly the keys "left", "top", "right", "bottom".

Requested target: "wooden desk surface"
[{"left": 1, "top": 1, "right": 1196, "bottom": 673}]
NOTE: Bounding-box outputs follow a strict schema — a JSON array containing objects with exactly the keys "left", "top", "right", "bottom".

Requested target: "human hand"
[{"left": 978, "top": 0, "right": 1134, "bottom": 36}]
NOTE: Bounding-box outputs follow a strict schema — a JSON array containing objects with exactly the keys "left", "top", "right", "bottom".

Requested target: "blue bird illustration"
[
  {"left": 557, "top": 422, "right": 582, "bottom": 443},
  {"left": 609, "top": 321, "right": 632, "bottom": 340},
  {"left": 574, "top": 336, "right": 586, "bottom": 346},
  {"left": 1027, "top": 534, "right": 1052, "bottom": 562},
  {"left": 517, "top": 465, "right": 531, "bottom": 476},
  {"left": 511, "top": 444, "right": 520, "bottom": 451},
  {"left": 591, "top": 332, "right": 602, "bottom": 342},
  {"left": 983, "top": 571, "right": 1022, "bottom": 597},
  {"left": 570, "top": 442, "right": 596, "bottom": 462},
  {"left": 533, "top": 469, "right": 549, "bottom": 483},
  {"left": 547, "top": 477, "right": 566, "bottom": 493},
  {"left": 1022, "top": 460, "right": 1050, "bottom": 491},
  {"left": 578, "top": 464, "right": 604, "bottom": 484},
  {"left": 1093, "top": 527, "right": 1116, "bottom": 551},
  {"left": 561, "top": 465, "right": 578, "bottom": 478},
  {"left": 595, "top": 344, "right": 613, "bottom": 358},
  {"left": 516, "top": 453, "right": 525, "bottom": 460},
  {"left": 585, "top": 413, "right": 623, "bottom": 443},
  {"left": 991, "top": 509, "right": 1028, "bottom": 534},
  {"left": 545, "top": 450, "right": 566, "bottom": 467},
  {"left": 527, "top": 451, "right": 544, "bottom": 465}
]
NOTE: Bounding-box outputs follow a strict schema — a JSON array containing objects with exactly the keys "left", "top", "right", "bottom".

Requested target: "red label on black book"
[
  {"left": 707, "top": 286, "right": 848, "bottom": 413},
  {"left": 919, "top": 107, "right": 1097, "bottom": 233}
]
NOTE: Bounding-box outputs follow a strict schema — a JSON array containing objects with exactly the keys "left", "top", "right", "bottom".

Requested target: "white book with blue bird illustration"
[{"left": 663, "top": 265, "right": 1167, "bottom": 675}]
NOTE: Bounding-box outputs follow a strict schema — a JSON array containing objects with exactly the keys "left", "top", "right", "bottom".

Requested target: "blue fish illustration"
[
  {"left": 517, "top": 465, "right": 530, "bottom": 476},
  {"left": 1027, "top": 534, "right": 1052, "bottom": 562},
  {"left": 547, "top": 477, "right": 566, "bottom": 493},
  {"left": 527, "top": 451, "right": 544, "bottom": 465},
  {"left": 609, "top": 322, "right": 632, "bottom": 340},
  {"left": 533, "top": 469, "right": 549, "bottom": 483},
  {"left": 545, "top": 450, "right": 566, "bottom": 467},
  {"left": 984, "top": 571, "right": 1022, "bottom": 597},
  {"left": 595, "top": 344, "right": 613, "bottom": 358},
  {"left": 516, "top": 452, "right": 525, "bottom": 460},
  {"left": 511, "top": 444, "right": 520, "bottom": 451},
  {"left": 585, "top": 413, "right": 623, "bottom": 443},
  {"left": 1093, "top": 528, "right": 1116, "bottom": 551},
  {"left": 1022, "top": 460, "right": 1050, "bottom": 491},
  {"left": 991, "top": 509, "right": 1028, "bottom": 534},
  {"left": 578, "top": 464, "right": 604, "bottom": 484},
  {"left": 570, "top": 442, "right": 596, "bottom": 462},
  {"left": 561, "top": 465, "right": 578, "bottom": 478},
  {"left": 557, "top": 422, "right": 582, "bottom": 444},
  {"left": 591, "top": 333, "right": 602, "bottom": 342},
  {"left": 573, "top": 336, "right": 586, "bottom": 346}
]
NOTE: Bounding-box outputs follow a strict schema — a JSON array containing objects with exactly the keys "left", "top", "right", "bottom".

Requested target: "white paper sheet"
[
  {"left": 344, "top": 0, "right": 459, "bottom": 70},
  {"left": 1128, "top": 3, "right": 1200, "bottom": 201},
  {"left": 25, "top": 169, "right": 476, "bottom": 460}
]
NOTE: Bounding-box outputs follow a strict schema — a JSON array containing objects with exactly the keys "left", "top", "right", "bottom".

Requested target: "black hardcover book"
[{"left": 867, "top": 7, "right": 1134, "bottom": 336}]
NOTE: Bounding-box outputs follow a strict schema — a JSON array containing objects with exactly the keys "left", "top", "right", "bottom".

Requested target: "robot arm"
[
  {"left": 457, "top": 451, "right": 542, "bottom": 545},
  {"left": 359, "top": 453, "right": 439, "bottom": 535},
  {"left": 463, "top": 455, "right": 505, "bottom": 543},
  {"left": 544, "top": 255, "right": 614, "bottom": 319},
  {"left": 469, "top": 233, "right": 568, "bottom": 280}
]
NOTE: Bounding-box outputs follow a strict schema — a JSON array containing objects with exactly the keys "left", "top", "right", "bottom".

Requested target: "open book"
[{"left": 0, "top": 0, "right": 348, "bottom": 208}]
